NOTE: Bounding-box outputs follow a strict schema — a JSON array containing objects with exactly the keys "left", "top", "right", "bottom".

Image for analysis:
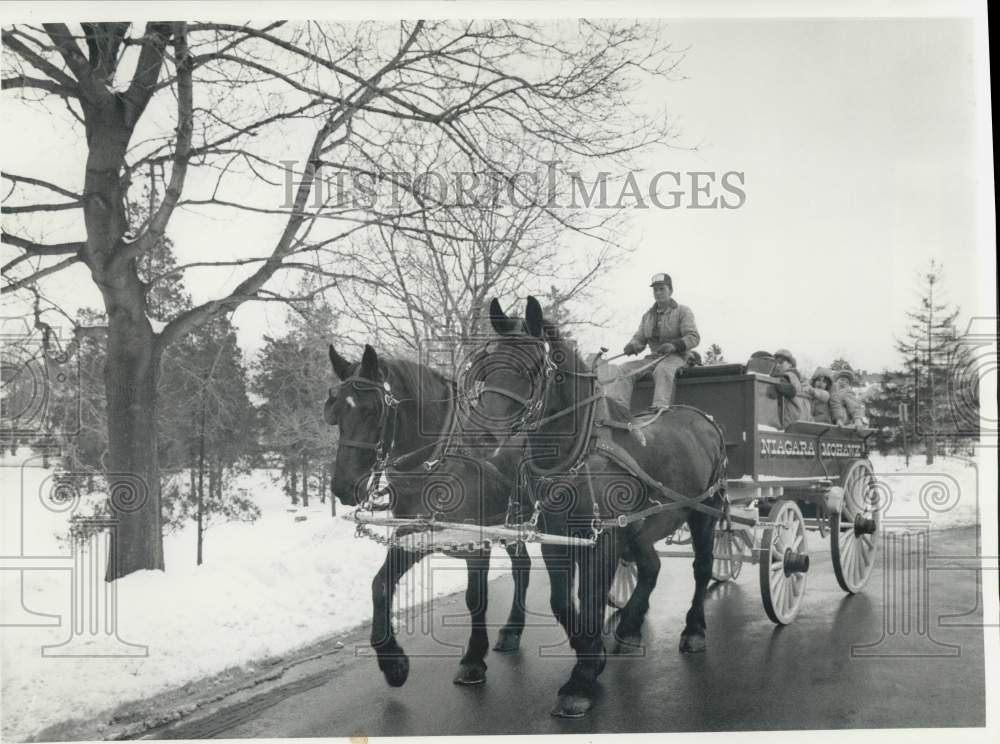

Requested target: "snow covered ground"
[{"left": 0, "top": 450, "right": 990, "bottom": 742}]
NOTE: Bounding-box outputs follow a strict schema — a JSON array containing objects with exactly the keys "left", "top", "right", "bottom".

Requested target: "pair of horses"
[{"left": 323, "top": 296, "right": 726, "bottom": 718}]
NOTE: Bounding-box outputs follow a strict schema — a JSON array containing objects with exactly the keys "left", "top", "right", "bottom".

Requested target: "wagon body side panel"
[{"left": 672, "top": 373, "right": 755, "bottom": 478}]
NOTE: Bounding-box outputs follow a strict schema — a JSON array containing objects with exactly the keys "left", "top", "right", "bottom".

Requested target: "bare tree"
[
  {"left": 325, "top": 136, "right": 624, "bottom": 368},
  {"left": 3, "top": 20, "right": 679, "bottom": 578}
]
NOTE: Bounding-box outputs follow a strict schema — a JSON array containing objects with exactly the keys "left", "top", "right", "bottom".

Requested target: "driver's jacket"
[{"left": 629, "top": 299, "right": 700, "bottom": 354}]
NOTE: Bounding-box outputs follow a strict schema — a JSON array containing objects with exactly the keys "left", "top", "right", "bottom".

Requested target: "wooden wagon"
[{"left": 616, "top": 359, "right": 881, "bottom": 624}]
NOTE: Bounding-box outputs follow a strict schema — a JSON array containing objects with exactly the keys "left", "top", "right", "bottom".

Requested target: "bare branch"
[
  {"left": 1, "top": 29, "right": 78, "bottom": 89},
  {"left": 2, "top": 75, "right": 77, "bottom": 97},
  {"left": 1, "top": 232, "right": 84, "bottom": 273},
  {"left": 128, "top": 24, "right": 192, "bottom": 261},
  {"left": 1, "top": 255, "right": 80, "bottom": 295},
  {"left": 157, "top": 22, "right": 424, "bottom": 352},
  {"left": 1, "top": 201, "right": 81, "bottom": 214},
  {"left": 41, "top": 23, "right": 101, "bottom": 99},
  {"left": 2, "top": 172, "right": 83, "bottom": 201},
  {"left": 121, "top": 23, "right": 174, "bottom": 126}
]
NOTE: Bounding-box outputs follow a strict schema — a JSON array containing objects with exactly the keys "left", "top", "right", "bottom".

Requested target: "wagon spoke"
[
  {"left": 788, "top": 574, "right": 802, "bottom": 609},
  {"left": 854, "top": 548, "right": 866, "bottom": 583},
  {"left": 844, "top": 533, "right": 857, "bottom": 562},
  {"left": 841, "top": 537, "right": 856, "bottom": 575},
  {"left": 771, "top": 541, "right": 783, "bottom": 562},
  {"left": 788, "top": 575, "right": 803, "bottom": 612},
  {"left": 773, "top": 575, "right": 787, "bottom": 610},
  {"left": 780, "top": 579, "right": 792, "bottom": 614},
  {"left": 852, "top": 543, "right": 868, "bottom": 582},
  {"left": 860, "top": 540, "right": 873, "bottom": 567}
]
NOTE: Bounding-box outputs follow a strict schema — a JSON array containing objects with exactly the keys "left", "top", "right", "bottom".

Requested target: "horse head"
[
  {"left": 326, "top": 343, "right": 389, "bottom": 506},
  {"left": 461, "top": 296, "right": 560, "bottom": 438}
]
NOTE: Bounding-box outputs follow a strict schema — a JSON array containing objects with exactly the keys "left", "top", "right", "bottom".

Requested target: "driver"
[{"left": 611, "top": 272, "right": 700, "bottom": 411}]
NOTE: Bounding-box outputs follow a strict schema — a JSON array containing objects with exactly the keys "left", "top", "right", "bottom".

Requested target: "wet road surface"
[{"left": 151, "top": 527, "right": 987, "bottom": 738}]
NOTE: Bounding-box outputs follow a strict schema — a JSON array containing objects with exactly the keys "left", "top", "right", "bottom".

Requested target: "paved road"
[{"left": 151, "top": 527, "right": 987, "bottom": 738}]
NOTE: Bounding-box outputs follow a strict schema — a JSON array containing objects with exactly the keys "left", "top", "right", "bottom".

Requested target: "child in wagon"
[
  {"left": 804, "top": 367, "right": 835, "bottom": 424},
  {"left": 831, "top": 369, "right": 868, "bottom": 431},
  {"left": 771, "top": 348, "right": 811, "bottom": 426}
]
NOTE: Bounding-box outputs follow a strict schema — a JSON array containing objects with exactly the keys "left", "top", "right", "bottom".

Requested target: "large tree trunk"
[
  {"left": 103, "top": 315, "right": 164, "bottom": 580},
  {"left": 79, "top": 85, "right": 166, "bottom": 581}
]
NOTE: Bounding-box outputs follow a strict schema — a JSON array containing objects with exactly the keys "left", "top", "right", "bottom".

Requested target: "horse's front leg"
[
  {"left": 679, "top": 510, "right": 717, "bottom": 653},
  {"left": 494, "top": 542, "right": 531, "bottom": 652},
  {"left": 371, "top": 545, "right": 426, "bottom": 686},
  {"left": 550, "top": 534, "right": 617, "bottom": 718},
  {"left": 454, "top": 550, "right": 492, "bottom": 685},
  {"left": 541, "top": 541, "right": 579, "bottom": 641},
  {"left": 612, "top": 528, "right": 661, "bottom": 654}
]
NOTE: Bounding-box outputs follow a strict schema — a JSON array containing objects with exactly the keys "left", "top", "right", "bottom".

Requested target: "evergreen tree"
[
  {"left": 704, "top": 344, "right": 725, "bottom": 365},
  {"left": 864, "top": 370, "right": 913, "bottom": 457},
  {"left": 252, "top": 288, "right": 340, "bottom": 511},
  {"left": 830, "top": 358, "right": 854, "bottom": 373},
  {"left": 895, "top": 260, "right": 964, "bottom": 464},
  {"left": 159, "top": 315, "right": 259, "bottom": 563}
]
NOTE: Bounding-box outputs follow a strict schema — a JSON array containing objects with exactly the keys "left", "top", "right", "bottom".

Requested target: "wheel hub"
[
  {"left": 782, "top": 547, "right": 810, "bottom": 576},
  {"left": 853, "top": 514, "right": 877, "bottom": 536}
]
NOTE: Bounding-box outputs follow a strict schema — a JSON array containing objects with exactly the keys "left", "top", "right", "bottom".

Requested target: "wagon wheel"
[
  {"left": 830, "top": 459, "right": 880, "bottom": 593},
  {"left": 759, "top": 500, "right": 810, "bottom": 624},
  {"left": 607, "top": 558, "right": 637, "bottom": 610},
  {"left": 712, "top": 528, "right": 743, "bottom": 582},
  {"left": 667, "top": 524, "right": 692, "bottom": 545}
]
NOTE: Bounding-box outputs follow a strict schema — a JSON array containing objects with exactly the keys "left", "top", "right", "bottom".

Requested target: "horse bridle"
[
  {"left": 459, "top": 338, "right": 561, "bottom": 434},
  {"left": 461, "top": 334, "right": 613, "bottom": 490},
  {"left": 334, "top": 375, "right": 402, "bottom": 464}
]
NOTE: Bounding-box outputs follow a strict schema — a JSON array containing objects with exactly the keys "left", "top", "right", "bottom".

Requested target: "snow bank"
[
  {"left": 869, "top": 453, "right": 984, "bottom": 532},
  {"left": 0, "top": 459, "right": 515, "bottom": 742},
  {"left": 0, "top": 450, "right": 987, "bottom": 742}
]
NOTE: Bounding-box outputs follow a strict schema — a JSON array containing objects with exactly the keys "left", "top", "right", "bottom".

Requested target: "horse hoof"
[
  {"left": 379, "top": 654, "right": 410, "bottom": 686},
  {"left": 453, "top": 662, "right": 487, "bottom": 686},
  {"left": 613, "top": 634, "right": 643, "bottom": 655},
  {"left": 679, "top": 633, "right": 706, "bottom": 654},
  {"left": 550, "top": 694, "right": 593, "bottom": 718},
  {"left": 493, "top": 630, "right": 522, "bottom": 653}
]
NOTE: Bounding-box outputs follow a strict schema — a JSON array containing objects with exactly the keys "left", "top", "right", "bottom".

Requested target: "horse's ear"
[
  {"left": 489, "top": 298, "right": 517, "bottom": 334},
  {"left": 359, "top": 344, "right": 379, "bottom": 380},
  {"left": 525, "top": 296, "right": 544, "bottom": 338},
  {"left": 328, "top": 344, "right": 353, "bottom": 380},
  {"left": 489, "top": 298, "right": 507, "bottom": 332},
  {"left": 490, "top": 297, "right": 514, "bottom": 334}
]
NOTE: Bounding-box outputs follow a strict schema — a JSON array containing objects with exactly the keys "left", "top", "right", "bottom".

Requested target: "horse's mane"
[{"left": 381, "top": 356, "right": 455, "bottom": 403}]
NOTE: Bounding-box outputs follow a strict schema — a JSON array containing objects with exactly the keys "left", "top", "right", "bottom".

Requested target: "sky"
[
  {"left": 1, "top": 5, "right": 993, "bottom": 376},
  {"left": 576, "top": 15, "right": 989, "bottom": 375}
]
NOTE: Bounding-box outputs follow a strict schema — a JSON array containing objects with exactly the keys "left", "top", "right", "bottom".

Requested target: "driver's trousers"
[{"left": 606, "top": 353, "right": 686, "bottom": 410}]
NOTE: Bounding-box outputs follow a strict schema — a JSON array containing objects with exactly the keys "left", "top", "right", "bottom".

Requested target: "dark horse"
[
  {"left": 466, "top": 296, "right": 728, "bottom": 717},
  {"left": 324, "top": 343, "right": 532, "bottom": 686}
]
